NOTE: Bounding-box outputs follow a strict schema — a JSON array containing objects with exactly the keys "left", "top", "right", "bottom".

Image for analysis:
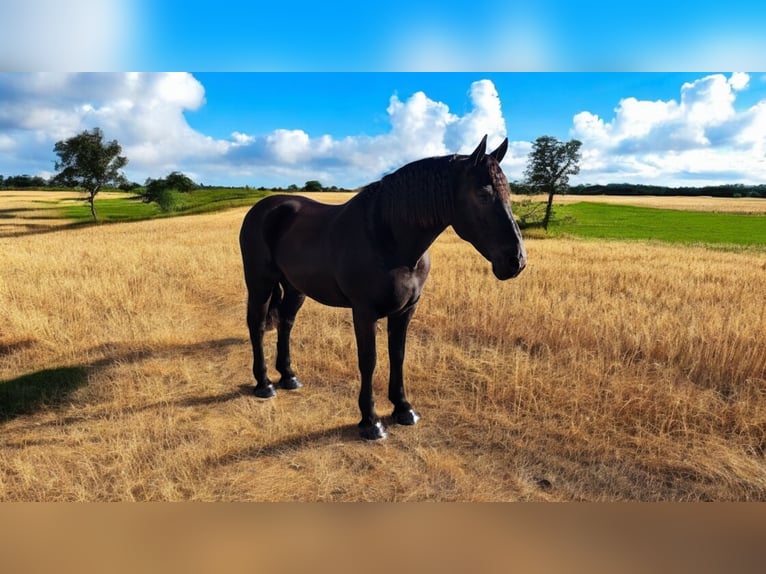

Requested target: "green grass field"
[
  {"left": 8, "top": 189, "right": 765, "bottom": 249},
  {"left": 59, "top": 196, "right": 162, "bottom": 221},
  {"left": 59, "top": 188, "right": 271, "bottom": 222},
  {"left": 550, "top": 202, "right": 766, "bottom": 247}
]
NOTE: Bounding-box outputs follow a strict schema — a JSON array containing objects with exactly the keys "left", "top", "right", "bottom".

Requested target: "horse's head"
[{"left": 451, "top": 135, "right": 527, "bottom": 280}]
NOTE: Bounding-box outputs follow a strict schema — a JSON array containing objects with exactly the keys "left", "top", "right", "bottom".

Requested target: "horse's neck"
[
  {"left": 360, "top": 159, "right": 454, "bottom": 268},
  {"left": 391, "top": 221, "right": 445, "bottom": 268},
  {"left": 366, "top": 201, "right": 447, "bottom": 269}
]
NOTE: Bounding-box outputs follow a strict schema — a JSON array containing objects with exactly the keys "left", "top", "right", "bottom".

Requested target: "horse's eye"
[{"left": 478, "top": 186, "right": 494, "bottom": 204}]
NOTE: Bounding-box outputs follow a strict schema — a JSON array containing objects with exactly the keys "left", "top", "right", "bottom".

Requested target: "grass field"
[
  {"left": 0, "top": 189, "right": 272, "bottom": 235},
  {"left": 550, "top": 202, "right": 766, "bottom": 247},
  {"left": 523, "top": 193, "right": 766, "bottom": 214},
  {"left": 1, "top": 192, "right": 766, "bottom": 500},
  {"left": 57, "top": 188, "right": 272, "bottom": 222}
]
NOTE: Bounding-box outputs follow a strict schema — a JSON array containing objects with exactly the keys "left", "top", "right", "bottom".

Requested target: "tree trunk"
[
  {"left": 89, "top": 191, "right": 98, "bottom": 222},
  {"left": 542, "top": 189, "right": 555, "bottom": 230}
]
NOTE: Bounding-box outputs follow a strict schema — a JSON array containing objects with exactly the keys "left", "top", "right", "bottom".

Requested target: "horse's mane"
[{"left": 356, "top": 155, "right": 458, "bottom": 228}]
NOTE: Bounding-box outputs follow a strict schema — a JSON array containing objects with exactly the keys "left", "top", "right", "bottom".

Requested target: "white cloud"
[
  {"left": 266, "top": 129, "right": 312, "bottom": 164},
  {"left": 231, "top": 131, "right": 255, "bottom": 145},
  {"left": 446, "top": 79, "right": 507, "bottom": 153},
  {"left": 0, "top": 73, "right": 228, "bottom": 179},
  {"left": 571, "top": 72, "right": 766, "bottom": 185},
  {"left": 220, "top": 79, "right": 509, "bottom": 186},
  {"left": 729, "top": 72, "right": 750, "bottom": 91},
  {"left": 3, "top": 73, "right": 765, "bottom": 189},
  {"left": 387, "top": 91, "right": 456, "bottom": 157},
  {"left": 0, "top": 74, "right": 512, "bottom": 187},
  {"left": 0, "top": 133, "right": 15, "bottom": 152}
]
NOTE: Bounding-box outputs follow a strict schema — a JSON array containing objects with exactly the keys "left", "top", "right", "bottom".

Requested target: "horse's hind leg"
[
  {"left": 246, "top": 277, "right": 279, "bottom": 398},
  {"left": 275, "top": 280, "right": 306, "bottom": 390}
]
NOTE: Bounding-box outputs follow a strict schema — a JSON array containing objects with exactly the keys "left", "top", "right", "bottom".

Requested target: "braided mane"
[{"left": 356, "top": 155, "right": 457, "bottom": 228}]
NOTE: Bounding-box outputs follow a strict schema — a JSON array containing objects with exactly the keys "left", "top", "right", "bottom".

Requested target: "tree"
[
  {"left": 303, "top": 180, "right": 323, "bottom": 192},
  {"left": 141, "top": 172, "right": 197, "bottom": 204},
  {"left": 52, "top": 127, "right": 128, "bottom": 222},
  {"left": 524, "top": 135, "right": 582, "bottom": 230},
  {"left": 164, "top": 171, "right": 197, "bottom": 193}
]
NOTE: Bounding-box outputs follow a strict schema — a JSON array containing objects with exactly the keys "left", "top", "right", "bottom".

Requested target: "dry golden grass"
[
  {"left": 0, "top": 191, "right": 78, "bottom": 235},
  {"left": 1, "top": 197, "right": 765, "bottom": 500}
]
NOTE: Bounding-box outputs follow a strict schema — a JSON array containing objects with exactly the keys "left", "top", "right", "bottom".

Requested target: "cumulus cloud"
[
  {"left": 0, "top": 73, "right": 226, "bottom": 180},
  {"left": 0, "top": 74, "right": 511, "bottom": 187},
  {"left": 3, "top": 72, "right": 765, "bottom": 189},
  {"left": 446, "top": 79, "right": 507, "bottom": 153},
  {"left": 220, "top": 79, "right": 509, "bottom": 186},
  {"left": 571, "top": 72, "right": 766, "bottom": 185}
]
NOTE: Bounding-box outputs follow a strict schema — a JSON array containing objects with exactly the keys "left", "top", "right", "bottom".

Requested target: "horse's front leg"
[
  {"left": 353, "top": 309, "right": 386, "bottom": 440},
  {"left": 388, "top": 306, "right": 421, "bottom": 426}
]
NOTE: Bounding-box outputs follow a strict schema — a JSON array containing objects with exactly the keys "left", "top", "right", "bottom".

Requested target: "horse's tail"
[{"left": 265, "top": 283, "right": 282, "bottom": 331}]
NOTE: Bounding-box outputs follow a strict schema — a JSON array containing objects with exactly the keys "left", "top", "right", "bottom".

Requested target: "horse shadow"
[
  {"left": 0, "top": 337, "right": 248, "bottom": 424},
  {"left": 0, "top": 366, "right": 89, "bottom": 423},
  {"left": 206, "top": 422, "right": 361, "bottom": 469},
  {"left": 2, "top": 337, "right": 368, "bottom": 450}
]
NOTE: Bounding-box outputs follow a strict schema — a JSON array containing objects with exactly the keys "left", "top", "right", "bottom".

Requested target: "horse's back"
[{"left": 240, "top": 194, "right": 339, "bottom": 252}]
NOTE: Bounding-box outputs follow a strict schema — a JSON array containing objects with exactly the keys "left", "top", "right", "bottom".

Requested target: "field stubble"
[{"left": 1, "top": 203, "right": 765, "bottom": 500}]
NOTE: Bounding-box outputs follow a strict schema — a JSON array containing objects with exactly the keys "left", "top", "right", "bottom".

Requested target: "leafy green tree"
[
  {"left": 164, "top": 171, "right": 197, "bottom": 193},
  {"left": 303, "top": 180, "right": 323, "bottom": 192},
  {"left": 53, "top": 127, "right": 128, "bottom": 222},
  {"left": 142, "top": 171, "right": 197, "bottom": 208},
  {"left": 524, "top": 135, "right": 582, "bottom": 230}
]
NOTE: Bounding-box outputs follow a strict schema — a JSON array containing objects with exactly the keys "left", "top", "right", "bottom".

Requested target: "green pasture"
[
  {"left": 5, "top": 189, "right": 765, "bottom": 249},
  {"left": 59, "top": 188, "right": 271, "bottom": 222},
  {"left": 59, "top": 195, "right": 161, "bottom": 221},
  {"left": 547, "top": 202, "right": 766, "bottom": 248}
]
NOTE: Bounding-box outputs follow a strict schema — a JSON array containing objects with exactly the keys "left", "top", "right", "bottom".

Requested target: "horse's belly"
[
  {"left": 276, "top": 258, "right": 351, "bottom": 308},
  {"left": 306, "top": 290, "right": 352, "bottom": 308},
  {"left": 301, "top": 281, "right": 352, "bottom": 308}
]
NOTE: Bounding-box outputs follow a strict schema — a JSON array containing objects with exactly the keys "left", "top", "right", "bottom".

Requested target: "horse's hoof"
[
  {"left": 359, "top": 420, "right": 387, "bottom": 441},
  {"left": 253, "top": 383, "right": 276, "bottom": 399},
  {"left": 393, "top": 407, "right": 420, "bottom": 426},
  {"left": 278, "top": 375, "right": 302, "bottom": 390}
]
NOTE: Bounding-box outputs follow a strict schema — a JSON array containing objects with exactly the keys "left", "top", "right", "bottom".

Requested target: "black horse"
[{"left": 239, "top": 135, "right": 527, "bottom": 440}]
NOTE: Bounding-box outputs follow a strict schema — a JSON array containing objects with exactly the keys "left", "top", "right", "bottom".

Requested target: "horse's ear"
[
  {"left": 490, "top": 138, "right": 508, "bottom": 163},
  {"left": 468, "top": 135, "right": 488, "bottom": 166}
]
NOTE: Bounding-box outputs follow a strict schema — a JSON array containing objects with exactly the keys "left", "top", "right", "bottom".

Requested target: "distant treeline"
[
  {"left": 0, "top": 173, "right": 353, "bottom": 193},
  {"left": 1, "top": 174, "right": 57, "bottom": 189},
  {"left": 0, "top": 174, "right": 139, "bottom": 191},
  {"left": 3, "top": 172, "right": 763, "bottom": 198},
  {"left": 512, "top": 181, "right": 766, "bottom": 198}
]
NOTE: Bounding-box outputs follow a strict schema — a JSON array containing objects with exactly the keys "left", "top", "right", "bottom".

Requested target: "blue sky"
[
  {"left": 2, "top": 3, "right": 766, "bottom": 188},
  {"left": 2, "top": 72, "right": 766, "bottom": 188},
  {"left": 188, "top": 73, "right": 755, "bottom": 143},
  {"left": 5, "top": 1, "right": 766, "bottom": 72}
]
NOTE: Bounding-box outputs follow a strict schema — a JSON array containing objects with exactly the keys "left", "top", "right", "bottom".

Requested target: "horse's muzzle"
[{"left": 491, "top": 252, "right": 527, "bottom": 280}]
